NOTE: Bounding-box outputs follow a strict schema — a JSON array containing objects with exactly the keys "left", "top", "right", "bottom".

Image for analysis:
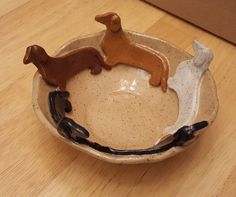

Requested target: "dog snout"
[
  {"left": 95, "top": 14, "right": 105, "bottom": 24},
  {"left": 23, "top": 46, "right": 32, "bottom": 64}
]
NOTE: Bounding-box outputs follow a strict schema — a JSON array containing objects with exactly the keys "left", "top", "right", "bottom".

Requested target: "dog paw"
[{"left": 103, "top": 64, "right": 112, "bottom": 70}]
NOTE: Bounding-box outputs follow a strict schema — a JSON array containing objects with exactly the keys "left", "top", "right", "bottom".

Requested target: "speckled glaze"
[{"left": 32, "top": 31, "right": 218, "bottom": 164}]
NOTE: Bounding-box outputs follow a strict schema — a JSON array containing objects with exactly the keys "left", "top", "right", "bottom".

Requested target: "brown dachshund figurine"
[
  {"left": 95, "top": 12, "right": 169, "bottom": 92},
  {"left": 23, "top": 45, "right": 111, "bottom": 90}
]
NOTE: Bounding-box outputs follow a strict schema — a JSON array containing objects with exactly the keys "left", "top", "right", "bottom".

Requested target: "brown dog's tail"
[
  {"left": 94, "top": 51, "right": 112, "bottom": 71},
  {"left": 161, "top": 57, "right": 169, "bottom": 92}
]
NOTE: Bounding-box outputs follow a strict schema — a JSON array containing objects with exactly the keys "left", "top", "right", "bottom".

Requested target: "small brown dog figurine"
[
  {"left": 95, "top": 12, "right": 169, "bottom": 92},
  {"left": 23, "top": 45, "right": 111, "bottom": 90}
]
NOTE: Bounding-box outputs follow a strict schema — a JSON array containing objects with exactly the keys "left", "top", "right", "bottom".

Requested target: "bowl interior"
[{"left": 66, "top": 65, "right": 178, "bottom": 149}]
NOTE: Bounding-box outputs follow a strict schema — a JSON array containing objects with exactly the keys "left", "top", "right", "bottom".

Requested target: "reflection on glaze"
[
  {"left": 118, "top": 79, "right": 138, "bottom": 92},
  {"left": 23, "top": 45, "right": 111, "bottom": 91},
  {"left": 164, "top": 40, "right": 213, "bottom": 135},
  {"left": 95, "top": 12, "right": 169, "bottom": 92}
]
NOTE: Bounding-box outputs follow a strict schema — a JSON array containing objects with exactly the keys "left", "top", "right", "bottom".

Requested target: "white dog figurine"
[{"left": 165, "top": 40, "right": 213, "bottom": 134}]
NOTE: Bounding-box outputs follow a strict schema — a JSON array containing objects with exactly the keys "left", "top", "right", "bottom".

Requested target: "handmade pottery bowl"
[{"left": 32, "top": 30, "right": 218, "bottom": 164}]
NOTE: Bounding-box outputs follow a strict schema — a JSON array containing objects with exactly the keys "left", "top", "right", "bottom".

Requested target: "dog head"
[
  {"left": 95, "top": 12, "right": 121, "bottom": 32},
  {"left": 23, "top": 45, "right": 48, "bottom": 65}
]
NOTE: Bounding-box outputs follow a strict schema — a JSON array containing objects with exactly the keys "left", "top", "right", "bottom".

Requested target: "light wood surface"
[{"left": 0, "top": 0, "right": 235, "bottom": 196}]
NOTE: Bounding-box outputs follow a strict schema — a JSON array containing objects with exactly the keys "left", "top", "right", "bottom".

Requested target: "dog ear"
[
  {"left": 33, "top": 45, "right": 49, "bottom": 64},
  {"left": 23, "top": 46, "right": 33, "bottom": 64},
  {"left": 38, "top": 51, "right": 48, "bottom": 64},
  {"left": 110, "top": 15, "right": 121, "bottom": 32}
]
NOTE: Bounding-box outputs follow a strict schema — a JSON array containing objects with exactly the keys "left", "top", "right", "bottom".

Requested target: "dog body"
[
  {"left": 23, "top": 45, "right": 111, "bottom": 90},
  {"left": 95, "top": 12, "right": 169, "bottom": 92}
]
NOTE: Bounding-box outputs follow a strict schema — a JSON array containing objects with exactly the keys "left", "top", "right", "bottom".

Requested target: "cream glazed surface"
[{"left": 32, "top": 31, "right": 218, "bottom": 163}]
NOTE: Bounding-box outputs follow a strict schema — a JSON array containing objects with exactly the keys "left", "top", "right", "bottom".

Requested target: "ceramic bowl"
[{"left": 32, "top": 30, "right": 218, "bottom": 164}]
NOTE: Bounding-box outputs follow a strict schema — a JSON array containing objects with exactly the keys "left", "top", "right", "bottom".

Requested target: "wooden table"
[{"left": 1, "top": 0, "right": 235, "bottom": 196}]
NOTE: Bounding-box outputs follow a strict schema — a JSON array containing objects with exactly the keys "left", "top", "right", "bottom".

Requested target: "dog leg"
[
  {"left": 90, "top": 63, "right": 102, "bottom": 75},
  {"left": 102, "top": 63, "right": 112, "bottom": 70},
  {"left": 105, "top": 57, "right": 117, "bottom": 66},
  {"left": 149, "top": 71, "right": 161, "bottom": 87},
  {"left": 59, "top": 81, "right": 66, "bottom": 91}
]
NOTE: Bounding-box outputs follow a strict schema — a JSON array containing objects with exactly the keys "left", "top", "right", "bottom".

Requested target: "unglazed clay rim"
[{"left": 32, "top": 31, "right": 218, "bottom": 164}]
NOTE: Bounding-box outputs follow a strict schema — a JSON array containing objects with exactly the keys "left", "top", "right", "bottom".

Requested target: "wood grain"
[{"left": 0, "top": 0, "right": 235, "bottom": 196}]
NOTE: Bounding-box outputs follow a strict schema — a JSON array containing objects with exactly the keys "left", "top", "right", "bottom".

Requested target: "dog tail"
[
  {"left": 161, "top": 57, "right": 169, "bottom": 92},
  {"left": 94, "top": 51, "right": 112, "bottom": 71}
]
